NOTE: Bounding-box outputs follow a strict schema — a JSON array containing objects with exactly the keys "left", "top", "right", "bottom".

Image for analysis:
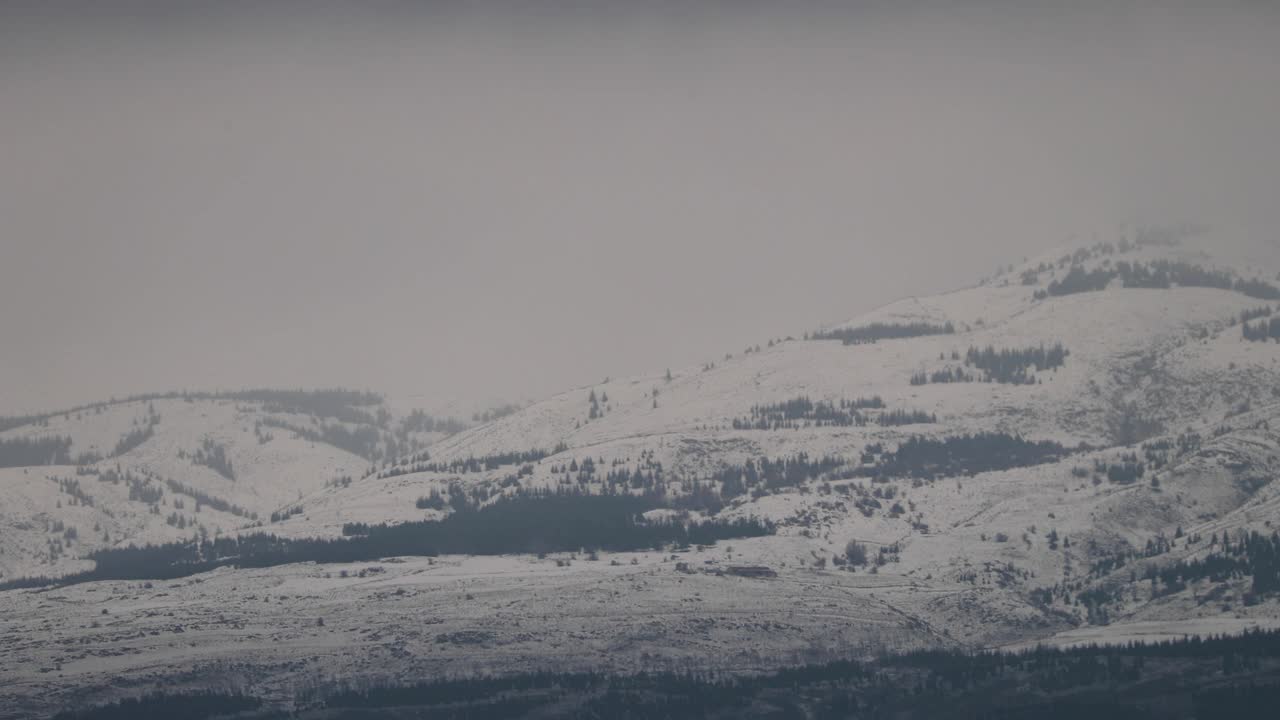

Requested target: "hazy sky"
[{"left": 3, "top": 1, "right": 1279, "bottom": 415}]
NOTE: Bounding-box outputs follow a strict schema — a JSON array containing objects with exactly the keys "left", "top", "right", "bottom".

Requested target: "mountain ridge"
[{"left": 4, "top": 232, "right": 1280, "bottom": 717}]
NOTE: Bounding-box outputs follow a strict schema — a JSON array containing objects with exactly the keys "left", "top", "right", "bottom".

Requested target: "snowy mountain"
[
  {"left": 4, "top": 231, "right": 1280, "bottom": 717},
  {"left": 0, "top": 390, "right": 460, "bottom": 580},
  {"left": 286, "top": 233, "right": 1280, "bottom": 547}
]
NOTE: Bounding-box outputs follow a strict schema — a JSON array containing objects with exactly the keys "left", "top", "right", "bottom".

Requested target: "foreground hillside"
[{"left": 4, "top": 232, "right": 1280, "bottom": 717}]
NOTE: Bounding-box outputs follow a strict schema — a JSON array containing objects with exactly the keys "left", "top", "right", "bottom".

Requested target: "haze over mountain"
[{"left": 4, "top": 1, "right": 1280, "bottom": 415}]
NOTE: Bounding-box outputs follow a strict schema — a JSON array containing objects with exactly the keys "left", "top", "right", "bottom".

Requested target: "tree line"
[
  {"left": 808, "top": 321, "right": 956, "bottom": 345},
  {"left": 730, "top": 395, "right": 940, "bottom": 431},
  {"left": 0, "top": 491, "right": 773, "bottom": 590},
  {"left": 163, "top": 478, "right": 256, "bottom": 520},
  {"left": 1242, "top": 316, "right": 1280, "bottom": 342},
  {"left": 0, "top": 435, "right": 73, "bottom": 467},
  {"left": 378, "top": 445, "right": 568, "bottom": 479},
  {"left": 260, "top": 417, "right": 382, "bottom": 461},
  {"left": 0, "top": 387, "right": 385, "bottom": 436},
  {"left": 56, "top": 627, "right": 1280, "bottom": 719},
  {"left": 188, "top": 438, "right": 234, "bottom": 481},
  {"left": 1037, "top": 259, "right": 1280, "bottom": 301},
  {"left": 858, "top": 432, "right": 1077, "bottom": 481}
]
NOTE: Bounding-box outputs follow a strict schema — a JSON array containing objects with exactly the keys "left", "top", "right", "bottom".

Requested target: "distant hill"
[{"left": 0, "top": 389, "right": 465, "bottom": 579}]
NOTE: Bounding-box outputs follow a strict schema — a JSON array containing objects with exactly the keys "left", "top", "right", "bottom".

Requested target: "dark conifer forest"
[
  {"left": 1034, "top": 259, "right": 1280, "bottom": 302},
  {"left": 0, "top": 434, "right": 73, "bottom": 467},
  {"left": 52, "top": 629, "right": 1280, "bottom": 719},
  {"left": 809, "top": 321, "right": 956, "bottom": 345},
  {"left": 858, "top": 433, "right": 1076, "bottom": 480},
  {"left": 0, "top": 492, "right": 773, "bottom": 590}
]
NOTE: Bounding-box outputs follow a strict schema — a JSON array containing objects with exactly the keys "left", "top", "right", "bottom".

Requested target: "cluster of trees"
[
  {"left": 711, "top": 453, "right": 846, "bottom": 499},
  {"left": 414, "top": 483, "right": 482, "bottom": 513},
  {"left": 965, "top": 343, "right": 1068, "bottom": 383},
  {"left": 164, "top": 511, "right": 193, "bottom": 529},
  {"left": 911, "top": 344, "right": 1068, "bottom": 386},
  {"left": 1138, "top": 433, "right": 1201, "bottom": 471},
  {"left": 378, "top": 445, "right": 567, "bottom": 479},
  {"left": 163, "top": 478, "right": 255, "bottom": 519},
  {"left": 1242, "top": 317, "right": 1280, "bottom": 342},
  {"left": 240, "top": 390, "right": 448, "bottom": 463},
  {"left": 1053, "top": 234, "right": 1190, "bottom": 269},
  {"left": 551, "top": 456, "right": 606, "bottom": 487},
  {"left": 261, "top": 417, "right": 382, "bottom": 461},
  {"left": 345, "top": 490, "right": 773, "bottom": 554},
  {"left": 404, "top": 451, "right": 850, "bottom": 517},
  {"left": 0, "top": 435, "right": 73, "bottom": 467},
  {"left": 809, "top": 321, "right": 955, "bottom": 345},
  {"left": 243, "top": 388, "right": 384, "bottom": 426},
  {"left": 859, "top": 433, "right": 1075, "bottom": 480},
  {"left": 0, "top": 412, "right": 57, "bottom": 433},
  {"left": 269, "top": 506, "right": 303, "bottom": 523},
  {"left": 543, "top": 451, "right": 658, "bottom": 493},
  {"left": 729, "top": 397, "right": 932, "bottom": 430},
  {"left": 190, "top": 438, "right": 234, "bottom": 481},
  {"left": 1237, "top": 277, "right": 1280, "bottom": 300},
  {"left": 1021, "top": 264, "right": 1050, "bottom": 285},
  {"left": 398, "top": 409, "right": 468, "bottom": 435},
  {"left": 472, "top": 403, "right": 523, "bottom": 424},
  {"left": 1239, "top": 306, "right": 1273, "bottom": 324},
  {"left": 109, "top": 405, "right": 162, "bottom": 458},
  {"left": 1037, "top": 259, "right": 1280, "bottom": 302},
  {"left": 587, "top": 389, "right": 609, "bottom": 420},
  {"left": 537, "top": 451, "right": 848, "bottom": 514},
  {"left": 1095, "top": 455, "right": 1146, "bottom": 484},
  {"left": 876, "top": 409, "right": 938, "bottom": 426},
  {"left": 87, "top": 466, "right": 164, "bottom": 506},
  {"left": 730, "top": 395, "right": 887, "bottom": 430},
  {"left": 371, "top": 453, "right": 408, "bottom": 478},
  {"left": 54, "top": 476, "right": 95, "bottom": 507},
  {"left": 1077, "top": 531, "right": 1280, "bottom": 623},
  {"left": 125, "top": 475, "right": 163, "bottom": 504},
  {"left": 110, "top": 424, "right": 153, "bottom": 458},
  {"left": 835, "top": 538, "right": 902, "bottom": 567},
  {"left": 1041, "top": 265, "right": 1117, "bottom": 296},
  {"left": 1150, "top": 530, "right": 1280, "bottom": 597},
  {"left": 1116, "top": 259, "right": 1227, "bottom": 289},
  {"left": 844, "top": 540, "right": 869, "bottom": 566},
  {"left": 600, "top": 461, "right": 662, "bottom": 491},
  {"left": 1106, "top": 400, "right": 1165, "bottom": 447},
  {"left": 911, "top": 367, "right": 976, "bottom": 385},
  {"left": 414, "top": 490, "right": 451, "bottom": 511},
  {"left": 1, "top": 491, "right": 773, "bottom": 590}
]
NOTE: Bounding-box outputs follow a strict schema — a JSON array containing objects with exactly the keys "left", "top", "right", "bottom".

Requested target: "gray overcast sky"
[{"left": 2, "top": 1, "right": 1279, "bottom": 415}]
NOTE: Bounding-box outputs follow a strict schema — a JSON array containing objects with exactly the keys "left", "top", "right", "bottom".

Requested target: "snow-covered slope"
[
  {"left": 283, "top": 238, "right": 1276, "bottom": 506},
  {"left": 4, "top": 233, "right": 1280, "bottom": 716},
  {"left": 0, "top": 392, "right": 457, "bottom": 580},
  {"left": 273, "top": 234, "right": 1280, "bottom": 631}
]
